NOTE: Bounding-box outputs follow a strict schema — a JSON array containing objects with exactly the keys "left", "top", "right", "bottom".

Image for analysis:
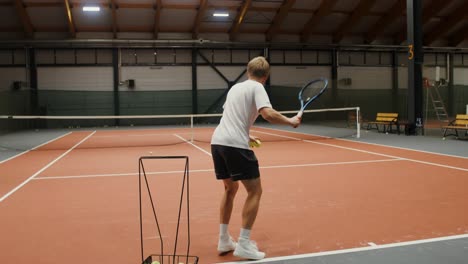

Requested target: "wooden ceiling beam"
[
  {"left": 35, "top": 26, "right": 68, "bottom": 32},
  {"left": 76, "top": 26, "right": 112, "bottom": 32},
  {"left": 448, "top": 24, "right": 468, "bottom": 47},
  {"left": 115, "top": 3, "right": 152, "bottom": 9},
  {"left": 229, "top": 0, "right": 252, "bottom": 41},
  {"left": 77, "top": 26, "right": 154, "bottom": 32},
  {"left": 266, "top": 0, "right": 296, "bottom": 41},
  {"left": 366, "top": 0, "right": 405, "bottom": 44},
  {"left": 192, "top": 0, "right": 208, "bottom": 39},
  {"left": 110, "top": 0, "right": 117, "bottom": 38},
  {"left": 14, "top": 0, "right": 34, "bottom": 38},
  {"left": 396, "top": 0, "right": 452, "bottom": 44},
  {"left": 162, "top": 4, "right": 197, "bottom": 10},
  {"left": 333, "top": 0, "right": 376, "bottom": 43},
  {"left": 425, "top": 2, "right": 468, "bottom": 45},
  {"left": 9, "top": 2, "right": 382, "bottom": 16},
  {"left": 24, "top": 2, "right": 63, "bottom": 7},
  {"left": 0, "top": 24, "right": 386, "bottom": 40},
  {"left": 153, "top": 0, "right": 162, "bottom": 39},
  {"left": 300, "top": 0, "right": 338, "bottom": 42},
  {"left": 64, "top": 0, "right": 76, "bottom": 38},
  {"left": 70, "top": 3, "right": 108, "bottom": 9},
  {"left": 0, "top": 26, "right": 23, "bottom": 32}
]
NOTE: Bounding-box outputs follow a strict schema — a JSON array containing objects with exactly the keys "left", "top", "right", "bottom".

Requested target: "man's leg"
[
  {"left": 233, "top": 177, "right": 265, "bottom": 260},
  {"left": 218, "top": 178, "right": 239, "bottom": 254},
  {"left": 240, "top": 178, "right": 262, "bottom": 229},
  {"left": 220, "top": 178, "right": 239, "bottom": 224}
]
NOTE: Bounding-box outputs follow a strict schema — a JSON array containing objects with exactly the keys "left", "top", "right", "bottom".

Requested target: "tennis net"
[{"left": 0, "top": 107, "right": 360, "bottom": 151}]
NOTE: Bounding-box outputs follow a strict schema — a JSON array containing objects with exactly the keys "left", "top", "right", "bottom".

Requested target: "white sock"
[
  {"left": 220, "top": 224, "right": 229, "bottom": 237},
  {"left": 239, "top": 228, "right": 251, "bottom": 240}
]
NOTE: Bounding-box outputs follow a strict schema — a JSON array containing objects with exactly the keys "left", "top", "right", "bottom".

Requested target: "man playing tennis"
[{"left": 211, "top": 56, "right": 301, "bottom": 260}]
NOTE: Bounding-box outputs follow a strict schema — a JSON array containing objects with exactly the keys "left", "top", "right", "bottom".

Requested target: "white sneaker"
[
  {"left": 233, "top": 238, "right": 265, "bottom": 260},
  {"left": 218, "top": 235, "right": 237, "bottom": 254}
]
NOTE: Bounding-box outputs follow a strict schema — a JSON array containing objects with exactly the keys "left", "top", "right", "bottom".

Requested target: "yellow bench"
[
  {"left": 442, "top": 114, "right": 468, "bottom": 139},
  {"left": 366, "top": 113, "right": 399, "bottom": 134}
]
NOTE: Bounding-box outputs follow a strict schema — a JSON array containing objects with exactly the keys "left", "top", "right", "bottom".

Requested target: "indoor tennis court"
[
  {"left": 1, "top": 0, "right": 468, "bottom": 264},
  {"left": 1, "top": 119, "right": 467, "bottom": 264}
]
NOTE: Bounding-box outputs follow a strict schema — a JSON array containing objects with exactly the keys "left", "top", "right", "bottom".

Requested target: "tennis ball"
[
  {"left": 249, "top": 139, "right": 261, "bottom": 148},
  {"left": 151, "top": 261, "right": 160, "bottom": 264}
]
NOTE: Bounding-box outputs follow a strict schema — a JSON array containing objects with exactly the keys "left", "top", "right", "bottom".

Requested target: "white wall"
[
  {"left": 398, "top": 67, "right": 408, "bottom": 89},
  {"left": 36, "top": 49, "right": 112, "bottom": 64},
  {"left": 423, "top": 66, "right": 447, "bottom": 81},
  {"left": 454, "top": 68, "right": 468, "bottom": 85},
  {"left": 38, "top": 67, "right": 113, "bottom": 91},
  {"left": 0, "top": 68, "right": 27, "bottom": 91},
  {"left": 398, "top": 66, "right": 450, "bottom": 89},
  {"left": 121, "top": 66, "right": 192, "bottom": 91},
  {"left": 198, "top": 66, "right": 246, "bottom": 90},
  {"left": 270, "top": 66, "right": 331, "bottom": 87},
  {"left": 23, "top": 50, "right": 462, "bottom": 94},
  {"left": 338, "top": 67, "right": 393, "bottom": 90}
]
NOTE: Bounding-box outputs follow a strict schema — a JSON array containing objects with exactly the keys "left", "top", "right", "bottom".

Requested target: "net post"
[
  {"left": 190, "top": 115, "right": 194, "bottom": 143},
  {"left": 356, "top": 107, "right": 361, "bottom": 138}
]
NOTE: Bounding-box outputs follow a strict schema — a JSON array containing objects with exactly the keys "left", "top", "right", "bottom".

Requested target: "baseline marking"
[
  {"left": 252, "top": 130, "right": 468, "bottom": 172},
  {"left": 0, "top": 131, "right": 96, "bottom": 202},
  {"left": 218, "top": 233, "right": 468, "bottom": 264},
  {"left": 0, "top": 132, "right": 72, "bottom": 164},
  {"left": 33, "top": 158, "right": 401, "bottom": 180}
]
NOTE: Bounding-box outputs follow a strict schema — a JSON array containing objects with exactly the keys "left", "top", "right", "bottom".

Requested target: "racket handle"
[{"left": 297, "top": 110, "right": 303, "bottom": 118}]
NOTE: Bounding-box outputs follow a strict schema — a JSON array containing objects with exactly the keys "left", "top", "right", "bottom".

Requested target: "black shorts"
[{"left": 211, "top": 144, "right": 260, "bottom": 181}]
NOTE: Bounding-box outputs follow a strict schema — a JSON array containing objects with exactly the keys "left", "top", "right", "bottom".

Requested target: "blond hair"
[{"left": 247, "top": 56, "right": 270, "bottom": 79}]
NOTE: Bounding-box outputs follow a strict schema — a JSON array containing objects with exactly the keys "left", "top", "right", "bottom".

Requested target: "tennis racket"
[{"left": 297, "top": 77, "right": 329, "bottom": 118}]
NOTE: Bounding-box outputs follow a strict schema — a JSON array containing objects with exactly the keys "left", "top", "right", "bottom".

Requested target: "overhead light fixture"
[
  {"left": 83, "top": 6, "right": 100, "bottom": 12},
  {"left": 213, "top": 12, "right": 229, "bottom": 17}
]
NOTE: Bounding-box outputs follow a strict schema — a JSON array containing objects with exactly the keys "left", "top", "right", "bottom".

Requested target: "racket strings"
[
  {"left": 301, "top": 82, "right": 326, "bottom": 102},
  {"left": 301, "top": 86, "right": 322, "bottom": 101}
]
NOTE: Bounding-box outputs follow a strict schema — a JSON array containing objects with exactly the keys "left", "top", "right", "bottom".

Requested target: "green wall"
[
  {"left": 0, "top": 91, "right": 31, "bottom": 133},
  {"left": 29, "top": 89, "right": 227, "bottom": 128},
  {"left": 269, "top": 85, "right": 468, "bottom": 122},
  {"left": 37, "top": 89, "right": 227, "bottom": 117},
  {"left": 2, "top": 85, "right": 466, "bottom": 131}
]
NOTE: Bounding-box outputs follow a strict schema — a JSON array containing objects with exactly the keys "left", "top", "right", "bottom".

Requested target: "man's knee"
[
  {"left": 242, "top": 178, "right": 262, "bottom": 197},
  {"left": 223, "top": 180, "right": 239, "bottom": 197}
]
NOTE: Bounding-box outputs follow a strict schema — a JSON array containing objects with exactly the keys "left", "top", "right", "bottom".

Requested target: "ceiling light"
[
  {"left": 83, "top": 6, "right": 100, "bottom": 12},
  {"left": 213, "top": 12, "right": 229, "bottom": 17}
]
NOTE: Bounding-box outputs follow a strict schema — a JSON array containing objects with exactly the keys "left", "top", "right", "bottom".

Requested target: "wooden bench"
[
  {"left": 442, "top": 114, "right": 468, "bottom": 139},
  {"left": 366, "top": 113, "right": 399, "bottom": 134}
]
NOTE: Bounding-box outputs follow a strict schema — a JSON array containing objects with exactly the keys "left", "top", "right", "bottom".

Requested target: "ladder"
[{"left": 425, "top": 80, "right": 449, "bottom": 122}]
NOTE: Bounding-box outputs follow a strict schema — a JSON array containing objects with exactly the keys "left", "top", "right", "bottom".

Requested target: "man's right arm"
[{"left": 259, "top": 107, "right": 301, "bottom": 128}]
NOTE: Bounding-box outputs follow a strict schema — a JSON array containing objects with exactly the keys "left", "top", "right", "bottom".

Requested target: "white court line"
[
  {"left": 0, "top": 132, "right": 72, "bottom": 164},
  {"left": 174, "top": 134, "right": 212, "bottom": 156},
  {"left": 256, "top": 126, "right": 468, "bottom": 159},
  {"left": 0, "top": 131, "right": 96, "bottom": 203},
  {"left": 33, "top": 168, "right": 213, "bottom": 180},
  {"left": 33, "top": 158, "right": 401, "bottom": 180},
  {"left": 252, "top": 129, "right": 468, "bottom": 172},
  {"left": 93, "top": 132, "right": 196, "bottom": 138},
  {"left": 94, "top": 133, "right": 182, "bottom": 138},
  {"left": 345, "top": 136, "right": 468, "bottom": 159},
  {"left": 218, "top": 233, "right": 468, "bottom": 264}
]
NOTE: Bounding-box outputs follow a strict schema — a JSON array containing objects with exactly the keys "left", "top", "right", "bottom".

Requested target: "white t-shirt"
[{"left": 211, "top": 79, "right": 272, "bottom": 149}]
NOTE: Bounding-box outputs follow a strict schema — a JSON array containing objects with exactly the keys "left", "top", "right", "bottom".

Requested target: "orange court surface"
[{"left": 1, "top": 126, "right": 467, "bottom": 264}]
